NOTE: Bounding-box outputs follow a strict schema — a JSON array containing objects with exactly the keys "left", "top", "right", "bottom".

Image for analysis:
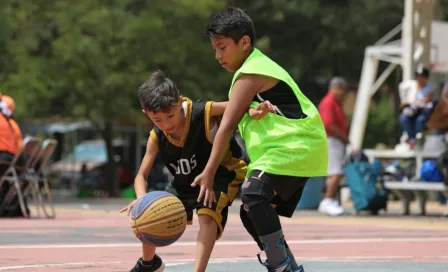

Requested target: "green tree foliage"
[
  {"left": 229, "top": 0, "right": 405, "bottom": 103},
  {"left": 0, "top": 2, "right": 13, "bottom": 84},
  {"left": 1, "top": 1, "right": 447, "bottom": 194},
  {"left": 364, "top": 96, "right": 398, "bottom": 148},
  {"left": 1, "top": 0, "right": 226, "bottom": 196},
  {"left": 3, "top": 0, "right": 227, "bottom": 120}
]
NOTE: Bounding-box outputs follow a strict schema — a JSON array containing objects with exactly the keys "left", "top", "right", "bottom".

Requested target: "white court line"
[
  {"left": 0, "top": 262, "right": 124, "bottom": 271},
  {"left": 1, "top": 237, "right": 448, "bottom": 249},
  {"left": 0, "top": 261, "right": 188, "bottom": 271},
  {"left": 1, "top": 256, "right": 448, "bottom": 270}
]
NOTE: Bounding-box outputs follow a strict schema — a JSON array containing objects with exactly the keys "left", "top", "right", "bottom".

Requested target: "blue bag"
[
  {"left": 343, "top": 152, "right": 388, "bottom": 214},
  {"left": 420, "top": 160, "right": 444, "bottom": 182}
]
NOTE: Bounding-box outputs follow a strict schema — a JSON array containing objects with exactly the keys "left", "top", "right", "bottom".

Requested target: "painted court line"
[
  {"left": 2, "top": 256, "right": 448, "bottom": 270},
  {"left": 1, "top": 237, "right": 448, "bottom": 249},
  {"left": 0, "top": 262, "right": 124, "bottom": 271},
  {"left": 0, "top": 261, "right": 189, "bottom": 271},
  {"left": 0, "top": 259, "right": 248, "bottom": 271}
]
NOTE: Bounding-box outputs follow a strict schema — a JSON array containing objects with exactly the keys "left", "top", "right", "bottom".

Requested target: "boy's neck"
[
  {"left": 243, "top": 47, "right": 255, "bottom": 63},
  {"left": 235, "top": 47, "right": 255, "bottom": 72},
  {"left": 168, "top": 132, "right": 182, "bottom": 140},
  {"left": 168, "top": 124, "right": 184, "bottom": 140}
]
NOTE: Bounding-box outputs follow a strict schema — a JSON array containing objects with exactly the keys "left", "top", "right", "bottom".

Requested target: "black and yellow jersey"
[{"left": 150, "top": 97, "right": 246, "bottom": 199}]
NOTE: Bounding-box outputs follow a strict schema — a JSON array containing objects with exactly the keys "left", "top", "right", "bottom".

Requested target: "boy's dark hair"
[
  {"left": 204, "top": 7, "right": 255, "bottom": 46},
  {"left": 138, "top": 70, "right": 180, "bottom": 112}
]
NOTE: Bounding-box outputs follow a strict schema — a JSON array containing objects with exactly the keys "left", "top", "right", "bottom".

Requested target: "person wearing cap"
[
  {"left": 0, "top": 94, "right": 27, "bottom": 217},
  {"left": 0, "top": 94, "right": 23, "bottom": 165},
  {"left": 398, "top": 66, "right": 434, "bottom": 148},
  {"left": 317, "top": 77, "right": 348, "bottom": 216}
]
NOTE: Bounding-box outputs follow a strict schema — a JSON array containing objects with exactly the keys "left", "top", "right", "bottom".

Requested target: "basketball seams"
[
  {"left": 133, "top": 196, "right": 181, "bottom": 221},
  {"left": 138, "top": 230, "right": 185, "bottom": 247},
  {"left": 134, "top": 198, "right": 187, "bottom": 232},
  {"left": 131, "top": 197, "right": 142, "bottom": 218},
  {"left": 147, "top": 198, "right": 185, "bottom": 219},
  {"left": 129, "top": 192, "right": 188, "bottom": 247},
  {"left": 132, "top": 194, "right": 172, "bottom": 219},
  {"left": 132, "top": 209, "right": 187, "bottom": 233},
  {"left": 131, "top": 197, "right": 143, "bottom": 237}
]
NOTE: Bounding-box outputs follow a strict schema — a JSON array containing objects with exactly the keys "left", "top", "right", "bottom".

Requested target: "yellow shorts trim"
[{"left": 197, "top": 208, "right": 225, "bottom": 240}]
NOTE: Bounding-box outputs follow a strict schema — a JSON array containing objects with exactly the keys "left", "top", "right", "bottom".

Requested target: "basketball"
[{"left": 130, "top": 191, "right": 187, "bottom": 247}]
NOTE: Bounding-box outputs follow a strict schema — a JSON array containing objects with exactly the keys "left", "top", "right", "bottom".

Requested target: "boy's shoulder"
[
  {"left": 234, "top": 73, "right": 271, "bottom": 84},
  {"left": 234, "top": 48, "right": 291, "bottom": 85}
]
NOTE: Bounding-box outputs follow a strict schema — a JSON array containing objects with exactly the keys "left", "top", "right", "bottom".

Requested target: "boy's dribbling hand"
[
  {"left": 191, "top": 172, "right": 216, "bottom": 208},
  {"left": 120, "top": 199, "right": 138, "bottom": 216},
  {"left": 248, "top": 100, "right": 276, "bottom": 120}
]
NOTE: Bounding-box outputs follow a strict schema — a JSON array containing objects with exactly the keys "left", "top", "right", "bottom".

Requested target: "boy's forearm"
[
  {"left": 204, "top": 127, "right": 233, "bottom": 177},
  {"left": 134, "top": 175, "right": 148, "bottom": 198}
]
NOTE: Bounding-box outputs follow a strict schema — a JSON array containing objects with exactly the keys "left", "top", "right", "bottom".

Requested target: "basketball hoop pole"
[
  {"left": 348, "top": 0, "right": 433, "bottom": 150},
  {"left": 403, "top": 0, "right": 432, "bottom": 81}
]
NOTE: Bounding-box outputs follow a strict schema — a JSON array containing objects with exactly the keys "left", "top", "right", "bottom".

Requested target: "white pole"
[
  {"left": 402, "top": 0, "right": 415, "bottom": 81},
  {"left": 348, "top": 48, "right": 379, "bottom": 150},
  {"left": 370, "top": 63, "right": 398, "bottom": 96}
]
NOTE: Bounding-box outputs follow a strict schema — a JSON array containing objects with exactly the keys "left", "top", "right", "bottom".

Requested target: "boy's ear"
[
  {"left": 241, "top": 35, "right": 251, "bottom": 51},
  {"left": 142, "top": 109, "right": 146, "bottom": 114}
]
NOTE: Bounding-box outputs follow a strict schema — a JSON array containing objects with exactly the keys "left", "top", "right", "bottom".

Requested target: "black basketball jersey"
[{"left": 150, "top": 98, "right": 246, "bottom": 197}]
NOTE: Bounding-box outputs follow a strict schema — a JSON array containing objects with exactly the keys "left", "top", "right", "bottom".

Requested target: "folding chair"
[
  {"left": 0, "top": 137, "right": 41, "bottom": 218},
  {"left": 25, "top": 139, "right": 58, "bottom": 219}
]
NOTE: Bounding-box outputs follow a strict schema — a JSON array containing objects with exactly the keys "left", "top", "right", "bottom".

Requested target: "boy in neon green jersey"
[{"left": 191, "top": 7, "right": 328, "bottom": 272}]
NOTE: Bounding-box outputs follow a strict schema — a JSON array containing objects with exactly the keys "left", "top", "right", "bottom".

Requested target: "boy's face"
[
  {"left": 143, "top": 101, "right": 184, "bottom": 135},
  {"left": 211, "top": 35, "right": 250, "bottom": 72}
]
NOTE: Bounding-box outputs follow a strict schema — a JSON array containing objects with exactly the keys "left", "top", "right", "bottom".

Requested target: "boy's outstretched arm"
[
  {"left": 120, "top": 134, "right": 158, "bottom": 215},
  {"left": 192, "top": 75, "right": 264, "bottom": 207},
  {"left": 210, "top": 100, "right": 275, "bottom": 119},
  {"left": 210, "top": 102, "right": 228, "bottom": 116}
]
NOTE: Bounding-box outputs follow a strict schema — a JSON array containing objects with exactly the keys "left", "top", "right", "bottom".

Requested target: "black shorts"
[
  {"left": 165, "top": 173, "right": 243, "bottom": 240},
  {"left": 241, "top": 170, "right": 309, "bottom": 218}
]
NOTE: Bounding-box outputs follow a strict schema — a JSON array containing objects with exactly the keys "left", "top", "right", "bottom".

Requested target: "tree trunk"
[{"left": 103, "top": 121, "right": 119, "bottom": 197}]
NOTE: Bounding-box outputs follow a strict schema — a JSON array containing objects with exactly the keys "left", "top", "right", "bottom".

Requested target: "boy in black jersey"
[{"left": 120, "top": 70, "right": 273, "bottom": 272}]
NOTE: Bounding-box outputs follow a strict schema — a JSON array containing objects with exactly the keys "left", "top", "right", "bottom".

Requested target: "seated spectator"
[
  {"left": 427, "top": 81, "right": 448, "bottom": 135},
  {"left": 2, "top": 95, "right": 22, "bottom": 148},
  {"left": 398, "top": 66, "right": 434, "bottom": 148},
  {"left": 0, "top": 94, "right": 24, "bottom": 172},
  {"left": 0, "top": 94, "right": 29, "bottom": 217}
]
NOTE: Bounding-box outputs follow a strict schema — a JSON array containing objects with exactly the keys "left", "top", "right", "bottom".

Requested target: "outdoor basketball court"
[{"left": 1, "top": 199, "right": 447, "bottom": 272}]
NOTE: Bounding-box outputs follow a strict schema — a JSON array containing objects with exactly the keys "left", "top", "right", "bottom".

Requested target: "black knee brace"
[
  {"left": 240, "top": 204, "right": 264, "bottom": 250},
  {"left": 240, "top": 193, "right": 282, "bottom": 236}
]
